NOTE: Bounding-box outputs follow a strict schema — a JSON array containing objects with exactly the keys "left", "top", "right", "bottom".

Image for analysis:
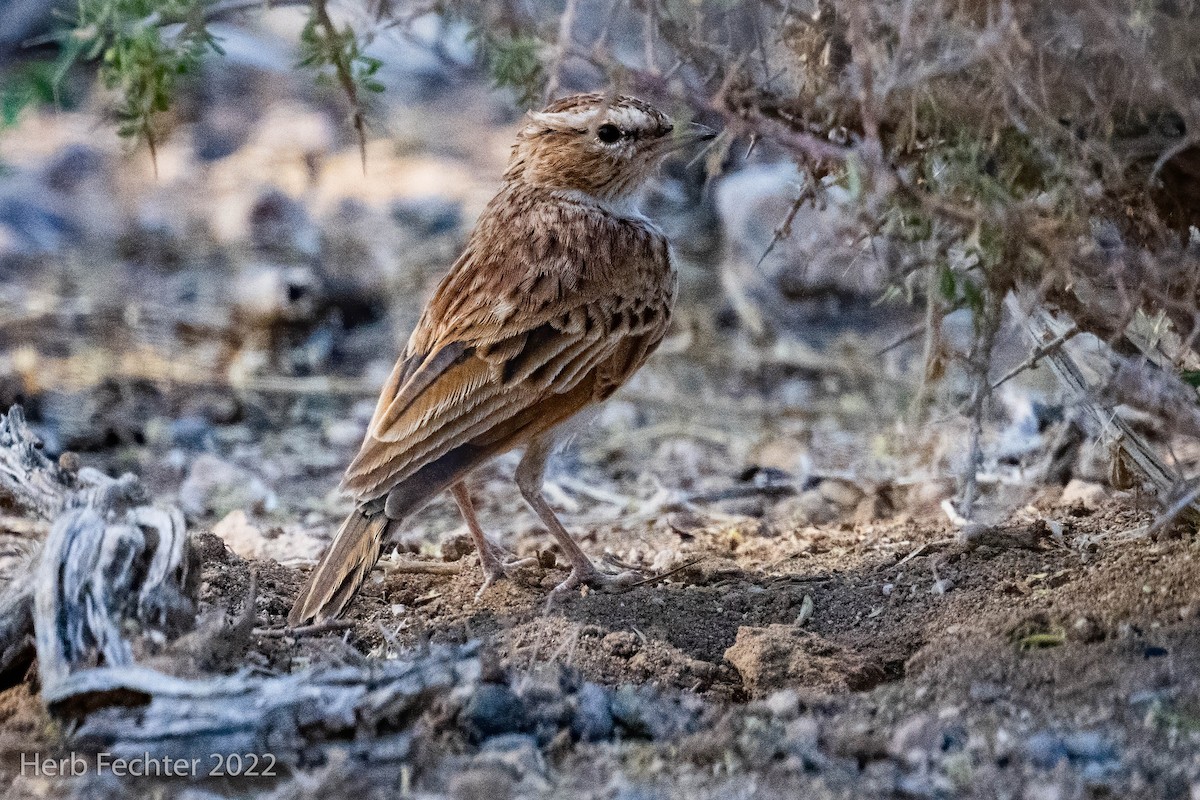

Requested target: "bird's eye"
[{"left": 596, "top": 124, "right": 622, "bottom": 143}]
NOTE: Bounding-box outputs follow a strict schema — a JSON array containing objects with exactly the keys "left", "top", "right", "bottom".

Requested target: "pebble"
[
  {"left": 1062, "top": 731, "right": 1116, "bottom": 763},
  {"left": 461, "top": 684, "right": 527, "bottom": 740},
  {"left": 169, "top": 416, "right": 215, "bottom": 450},
  {"left": 323, "top": 418, "right": 366, "bottom": 449},
  {"left": 1024, "top": 731, "right": 1069, "bottom": 768},
  {"left": 390, "top": 196, "right": 463, "bottom": 237},
  {"left": 968, "top": 681, "right": 1005, "bottom": 703},
  {"left": 609, "top": 685, "right": 696, "bottom": 740},
  {"left": 476, "top": 733, "right": 547, "bottom": 780},
  {"left": 572, "top": 682, "right": 614, "bottom": 742},
  {"left": 179, "top": 453, "right": 276, "bottom": 517},
  {"left": 930, "top": 578, "right": 954, "bottom": 595},
  {"left": 763, "top": 688, "right": 801, "bottom": 719}
]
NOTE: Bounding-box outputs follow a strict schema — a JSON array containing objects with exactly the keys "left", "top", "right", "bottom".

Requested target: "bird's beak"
[{"left": 660, "top": 122, "right": 719, "bottom": 154}]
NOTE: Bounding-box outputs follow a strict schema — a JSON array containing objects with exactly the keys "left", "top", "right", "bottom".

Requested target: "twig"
[
  {"left": 627, "top": 557, "right": 705, "bottom": 589},
  {"left": 874, "top": 322, "right": 926, "bottom": 358},
  {"left": 1147, "top": 481, "right": 1200, "bottom": 538},
  {"left": 310, "top": 0, "right": 369, "bottom": 174},
  {"left": 960, "top": 285, "right": 1005, "bottom": 519},
  {"left": 543, "top": 0, "right": 580, "bottom": 102},
  {"left": 753, "top": 175, "right": 814, "bottom": 271},
  {"left": 254, "top": 620, "right": 354, "bottom": 638},
  {"left": 989, "top": 323, "right": 1079, "bottom": 392},
  {"left": 377, "top": 557, "right": 463, "bottom": 575}
]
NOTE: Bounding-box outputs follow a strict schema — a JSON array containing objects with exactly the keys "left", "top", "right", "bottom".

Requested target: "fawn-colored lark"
[{"left": 289, "top": 93, "right": 715, "bottom": 625}]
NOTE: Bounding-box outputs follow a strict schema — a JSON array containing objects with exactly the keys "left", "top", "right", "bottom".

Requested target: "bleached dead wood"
[
  {"left": 60, "top": 643, "right": 481, "bottom": 765},
  {"left": 1014, "top": 300, "right": 1200, "bottom": 525},
  {"left": 0, "top": 403, "right": 485, "bottom": 774}
]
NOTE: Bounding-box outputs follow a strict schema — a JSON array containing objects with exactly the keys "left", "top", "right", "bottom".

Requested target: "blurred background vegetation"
[{"left": 1, "top": 0, "right": 1199, "bottom": 528}]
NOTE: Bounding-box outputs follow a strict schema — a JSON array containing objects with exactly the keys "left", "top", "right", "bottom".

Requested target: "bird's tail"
[{"left": 288, "top": 506, "right": 393, "bottom": 626}]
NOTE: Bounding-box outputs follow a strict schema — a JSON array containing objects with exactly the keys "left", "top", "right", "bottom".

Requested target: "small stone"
[
  {"left": 212, "top": 510, "right": 264, "bottom": 560},
  {"left": 609, "top": 685, "right": 695, "bottom": 740},
  {"left": 232, "top": 264, "right": 321, "bottom": 327},
  {"left": 1023, "top": 731, "right": 1068, "bottom": 768},
  {"left": 930, "top": 578, "right": 954, "bottom": 595},
  {"left": 1057, "top": 479, "right": 1106, "bottom": 510},
  {"left": 179, "top": 453, "right": 276, "bottom": 517},
  {"left": 818, "top": 478, "right": 864, "bottom": 508},
  {"left": 968, "top": 681, "right": 1005, "bottom": 703},
  {"left": 794, "top": 489, "right": 837, "bottom": 525},
  {"left": 784, "top": 715, "right": 820, "bottom": 755},
  {"left": 169, "top": 416, "right": 215, "bottom": 450},
  {"left": 723, "top": 624, "right": 872, "bottom": 696},
  {"left": 476, "top": 733, "right": 547, "bottom": 780},
  {"left": 323, "top": 418, "right": 366, "bottom": 449},
  {"left": 461, "top": 684, "right": 526, "bottom": 740},
  {"left": 1069, "top": 615, "right": 1104, "bottom": 643},
  {"left": 572, "top": 682, "right": 614, "bottom": 742},
  {"left": 602, "top": 631, "right": 640, "bottom": 657},
  {"left": 1063, "top": 731, "right": 1116, "bottom": 763},
  {"left": 763, "top": 688, "right": 801, "bottom": 719}
]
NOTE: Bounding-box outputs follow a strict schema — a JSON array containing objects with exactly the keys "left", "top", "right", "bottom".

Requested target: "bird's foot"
[
  {"left": 547, "top": 559, "right": 641, "bottom": 604},
  {"left": 475, "top": 537, "right": 538, "bottom": 599}
]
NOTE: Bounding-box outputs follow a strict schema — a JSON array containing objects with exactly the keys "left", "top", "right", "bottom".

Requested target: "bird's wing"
[{"left": 341, "top": 296, "right": 670, "bottom": 502}]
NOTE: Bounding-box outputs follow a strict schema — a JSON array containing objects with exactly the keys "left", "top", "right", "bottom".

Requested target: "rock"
[
  {"left": 0, "top": 195, "right": 76, "bottom": 256},
  {"left": 723, "top": 624, "right": 875, "bottom": 696},
  {"left": 818, "top": 478, "right": 864, "bottom": 509},
  {"left": 461, "top": 684, "right": 526, "bottom": 741},
  {"left": 1062, "top": 731, "right": 1116, "bottom": 763},
  {"left": 169, "top": 416, "right": 216, "bottom": 450},
  {"left": 572, "top": 682, "right": 614, "bottom": 742},
  {"left": 322, "top": 418, "right": 366, "bottom": 449},
  {"left": 518, "top": 678, "right": 570, "bottom": 744},
  {"left": 784, "top": 715, "right": 821, "bottom": 757},
  {"left": 1023, "top": 731, "right": 1069, "bottom": 768},
  {"left": 968, "top": 681, "right": 1005, "bottom": 703},
  {"left": 179, "top": 453, "right": 276, "bottom": 517},
  {"left": 1068, "top": 615, "right": 1105, "bottom": 643},
  {"left": 1057, "top": 479, "right": 1107, "bottom": 510},
  {"left": 602, "top": 631, "right": 640, "bottom": 658},
  {"left": 888, "top": 713, "right": 968, "bottom": 767},
  {"left": 390, "top": 195, "right": 463, "bottom": 237},
  {"left": 475, "top": 733, "right": 548, "bottom": 784},
  {"left": 762, "top": 688, "right": 801, "bottom": 719},
  {"left": 609, "top": 685, "right": 697, "bottom": 740},
  {"left": 211, "top": 510, "right": 266, "bottom": 561},
  {"left": 793, "top": 489, "right": 838, "bottom": 525},
  {"left": 930, "top": 578, "right": 955, "bottom": 595},
  {"left": 247, "top": 188, "right": 318, "bottom": 260},
  {"left": 231, "top": 263, "right": 321, "bottom": 328}
]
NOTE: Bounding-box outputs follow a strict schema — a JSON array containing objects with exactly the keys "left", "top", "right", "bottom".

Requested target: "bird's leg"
[
  {"left": 515, "top": 436, "right": 640, "bottom": 600},
  {"left": 451, "top": 481, "right": 535, "bottom": 596}
]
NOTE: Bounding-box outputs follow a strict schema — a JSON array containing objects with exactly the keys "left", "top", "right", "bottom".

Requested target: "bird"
[{"left": 288, "top": 93, "right": 716, "bottom": 626}]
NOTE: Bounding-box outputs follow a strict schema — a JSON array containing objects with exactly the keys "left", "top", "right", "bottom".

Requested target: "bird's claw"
[
  {"left": 546, "top": 561, "right": 641, "bottom": 604},
  {"left": 475, "top": 538, "right": 537, "bottom": 600}
]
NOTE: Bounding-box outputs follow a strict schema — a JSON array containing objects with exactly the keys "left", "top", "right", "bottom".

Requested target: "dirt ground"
[{"left": 6, "top": 466, "right": 1200, "bottom": 797}]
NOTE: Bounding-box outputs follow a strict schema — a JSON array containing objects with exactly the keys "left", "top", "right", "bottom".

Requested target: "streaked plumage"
[{"left": 289, "top": 94, "right": 714, "bottom": 625}]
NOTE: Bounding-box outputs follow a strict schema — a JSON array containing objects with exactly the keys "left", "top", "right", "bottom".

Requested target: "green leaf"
[{"left": 938, "top": 265, "right": 957, "bottom": 302}]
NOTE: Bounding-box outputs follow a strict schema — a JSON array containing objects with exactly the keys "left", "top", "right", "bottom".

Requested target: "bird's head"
[{"left": 504, "top": 93, "right": 716, "bottom": 205}]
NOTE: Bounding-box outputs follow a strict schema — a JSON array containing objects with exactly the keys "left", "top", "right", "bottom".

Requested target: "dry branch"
[
  {"left": 1014, "top": 301, "right": 1200, "bottom": 525},
  {"left": 0, "top": 404, "right": 495, "bottom": 778}
]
